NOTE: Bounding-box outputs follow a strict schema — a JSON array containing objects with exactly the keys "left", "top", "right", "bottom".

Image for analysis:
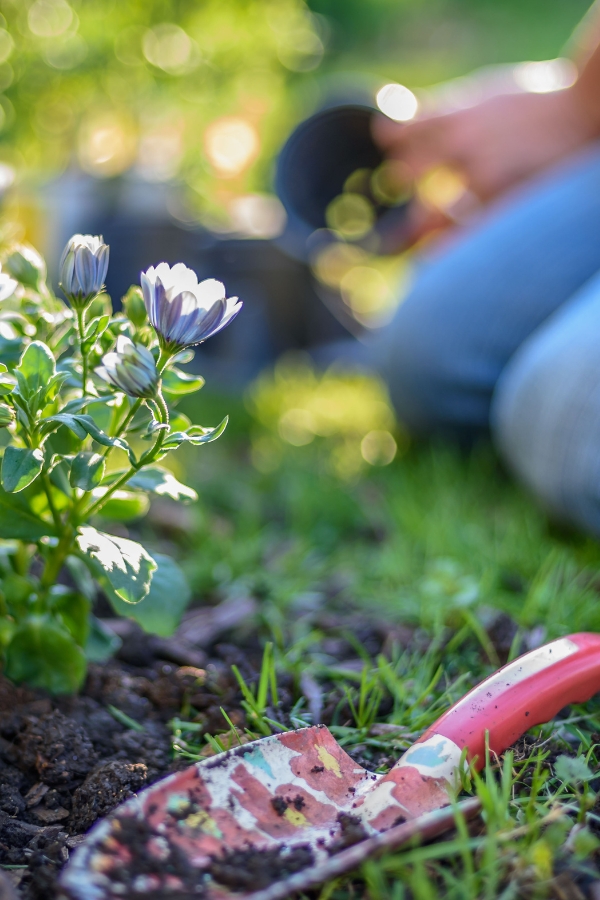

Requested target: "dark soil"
[
  {"left": 0, "top": 625, "right": 248, "bottom": 899},
  {"left": 0, "top": 597, "right": 414, "bottom": 899},
  {"left": 0, "top": 597, "right": 540, "bottom": 899},
  {"left": 94, "top": 815, "right": 208, "bottom": 899},
  {"left": 208, "top": 845, "right": 315, "bottom": 892},
  {"left": 326, "top": 813, "right": 369, "bottom": 856}
]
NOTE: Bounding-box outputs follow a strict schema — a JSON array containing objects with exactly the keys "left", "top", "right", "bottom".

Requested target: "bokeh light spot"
[
  {"left": 278, "top": 408, "right": 316, "bottom": 446},
  {"left": 417, "top": 166, "right": 467, "bottom": 211},
  {"left": 371, "top": 161, "right": 413, "bottom": 206},
  {"left": 514, "top": 58, "right": 577, "bottom": 94},
  {"left": 0, "top": 29, "right": 13, "bottom": 65},
  {"left": 278, "top": 28, "right": 324, "bottom": 72},
  {"left": 312, "top": 243, "right": 367, "bottom": 290},
  {"left": 376, "top": 83, "right": 418, "bottom": 122},
  {"left": 361, "top": 430, "right": 397, "bottom": 466},
  {"left": 230, "top": 194, "right": 286, "bottom": 238},
  {"left": 78, "top": 113, "right": 137, "bottom": 178},
  {"left": 28, "top": 0, "right": 73, "bottom": 38},
  {"left": 343, "top": 168, "right": 372, "bottom": 196},
  {"left": 142, "top": 23, "right": 198, "bottom": 75},
  {"left": 325, "top": 193, "right": 374, "bottom": 240},
  {"left": 204, "top": 117, "right": 259, "bottom": 178},
  {"left": 340, "top": 266, "right": 391, "bottom": 317}
]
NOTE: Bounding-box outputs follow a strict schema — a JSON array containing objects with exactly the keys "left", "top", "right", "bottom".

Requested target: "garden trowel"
[{"left": 61, "top": 632, "right": 600, "bottom": 899}]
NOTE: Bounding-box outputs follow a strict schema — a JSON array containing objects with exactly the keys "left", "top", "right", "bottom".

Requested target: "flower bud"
[
  {"left": 96, "top": 335, "right": 158, "bottom": 399},
  {"left": 122, "top": 285, "right": 147, "bottom": 329},
  {"left": 59, "top": 234, "right": 109, "bottom": 309},
  {"left": 0, "top": 403, "right": 14, "bottom": 428},
  {"left": 140, "top": 262, "right": 242, "bottom": 353},
  {"left": 5, "top": 244, "right": 46, "bottom": 291}
]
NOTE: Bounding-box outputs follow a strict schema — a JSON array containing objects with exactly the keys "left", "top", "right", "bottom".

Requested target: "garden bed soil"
[
  {"left": 0, "top": 597, "right": 421, "bottom": 900},
  {"left": 0, "top": 601, "right": 570, "bottom": 900}
]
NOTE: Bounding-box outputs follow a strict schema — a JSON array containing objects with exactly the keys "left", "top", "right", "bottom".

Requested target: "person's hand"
[{"left": 373, "top": 86, "right": 599, "bottom": 204}]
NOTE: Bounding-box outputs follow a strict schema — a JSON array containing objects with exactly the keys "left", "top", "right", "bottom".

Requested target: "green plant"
[{"left": 0, "top": 236, "right": 241, "bottom": 693}]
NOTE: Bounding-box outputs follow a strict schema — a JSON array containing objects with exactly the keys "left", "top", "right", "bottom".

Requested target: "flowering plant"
[{"left": 0, "top": 237, "right": 241, "bottom": 693}]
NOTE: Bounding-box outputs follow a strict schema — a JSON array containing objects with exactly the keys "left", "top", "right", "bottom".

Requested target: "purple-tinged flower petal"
[
  {"left": 139, "top": 262, "right": 242, "bottom": 351},
  {"left": 59, "top": 234, "right": 109, "bottom": 309},
  {"left": 96, "top": 336, "right": 158, "bottom": 399}
]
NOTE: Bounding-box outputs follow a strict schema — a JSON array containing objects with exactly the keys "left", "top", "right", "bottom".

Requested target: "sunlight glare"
[
  {"left": 514, "top": 58, "right": 577, "bottom": 94},
  {"left": 204, "top": 117, "right": 259, "bottom": 178},
  {"left": 376, "top": 83, "right": 418, "bottom": 122}
]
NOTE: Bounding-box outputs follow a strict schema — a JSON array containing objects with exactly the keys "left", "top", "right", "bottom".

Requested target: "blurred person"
[{"left": 357, "top": 0, "right": 600, "bottom": 537}]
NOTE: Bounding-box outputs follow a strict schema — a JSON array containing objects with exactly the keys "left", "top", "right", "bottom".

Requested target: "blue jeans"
[{"left": 367, "top": 142, "right": 600, "bottom": 535}]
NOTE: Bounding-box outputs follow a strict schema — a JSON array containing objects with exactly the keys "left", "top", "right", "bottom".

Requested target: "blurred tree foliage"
[
  {"left": 0, "top": 0, "right": 592, "bottom": 226},
  {"left": 0, "top": 0, "right": 320, "bottom": 221},
  {"left": 307, "top": 0, "right": 592, "bottom": 81}
]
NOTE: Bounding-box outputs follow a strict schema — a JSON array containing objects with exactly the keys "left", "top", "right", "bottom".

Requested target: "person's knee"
[{"left": 491, "top": 292, "right": 600, "bottom": 535}]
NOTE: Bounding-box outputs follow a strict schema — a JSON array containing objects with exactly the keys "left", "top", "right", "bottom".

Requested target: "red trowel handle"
[{"left": 419, "top": 632, "right": 600, "bottom": 767}]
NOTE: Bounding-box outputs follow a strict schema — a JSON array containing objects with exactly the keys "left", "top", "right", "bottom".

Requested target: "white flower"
[
  {"left": 96, "top": 335, "right": 158, "bottom": 399},
  {"left": 0, "top": 263, "right": 17, "bottom": 302},
  {"left": 60, "top": 234, "right": 109, "bottom": 309},
  {"left": 141, "top": 262, "right": 242, "bottom": 351}
]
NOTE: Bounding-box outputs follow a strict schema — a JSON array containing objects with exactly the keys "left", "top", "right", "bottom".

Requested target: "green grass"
[{"left": 163, "top": 366, "right": 600, "bottom": 898}]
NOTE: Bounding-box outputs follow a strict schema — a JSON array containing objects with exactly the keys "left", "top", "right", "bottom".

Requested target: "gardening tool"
[{"left": 61, "top": 632, "right": 600, "bottom": 900}]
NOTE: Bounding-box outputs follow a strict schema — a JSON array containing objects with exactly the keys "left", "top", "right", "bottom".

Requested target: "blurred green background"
[{"left": 0, "top": 0, "right": 591, "bottom": 242}]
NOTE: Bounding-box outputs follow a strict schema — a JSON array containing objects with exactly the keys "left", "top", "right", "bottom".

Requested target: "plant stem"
[
  {"left": 157, "top": 348, "right": 172, "bottom": 374},
  {"left": 81, "top": 465, "right": 138, "bottom": 519},
  {"left": 80, "top": 389, "right": 169, "bottom": 520},
  {"left": 41, "top": 472, "right": 62, "bottom": 532},
  {"left": 154, "top": 387, "right": 169, "bottom": 427},
  {"left": 39, "top": 527, "right": 74, "bottom": 591},
  {"left": 98, "top": 398, "right": 143, "bottom": 465},
  {"left": 13, "top": 542, "right": 29, "bottom": 577},
  {"left": 75, "top": 306, "right": 88, "bottom": 401}
]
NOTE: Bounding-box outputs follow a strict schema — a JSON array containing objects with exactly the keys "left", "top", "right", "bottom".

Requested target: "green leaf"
[
  {"left": 76, "top": 525, "right": 156, "bottom": 605},
  {"left": 573, "top": 826, "right": 600, "bottom": 860},
  {"left": 1, "top": 447, "right": 44, "bottom": 493},
  {"left": 15, "top": 341, "right": 55, "bottom": 399},
  {"left": 0, "top": 617, "right": 15, "bottom": 649},
  {"left": 40, "top": 414, "right": 87, "bottom": 440},
  {"left": 41, "top": 414, "right": 130, "bottom": 451},
  {"left": 126, "top": 466, "right": 198, "bottom": 502},
  {"left": 162, "top": 416, "right": 228, "bottom": 451},
  {"left": 0, "top": 336, "right": 26, "bottom": 367},
  {"left": 108, "top": 553, "right": 191, "bottom": 637},
  {"left": 94, "top": 489, "right": 150, "bottom": 522},
  {"left": 2, "top": 573, "right": 36, "bottom": 614},
  {"left": 0, "top": 372, "right": 16, "bottom": 396},
  {"left": 48, "top": 586, "right": 90, "bottom": 647},
  {"left": 70, "top": 452, "right": 106, "bottom": 491},
  {"left": 169, "top": 412, "right": 192, "bottom": 432},
  {"left": 0, "top": 486, "right": 56, "bottom": 540},
  {"left": 84, "top": 314, "right": 111, "bottom": 342},
  {"left": 554, "top": 754, "right": 594, "bottom": 785},
  {"left": 44, "top": 370, "right": 70, "bottom": 403},
  {"left": 49, "top": 458, "right": 72, "bottom": 498},
  {"left": 60, "top": 394, "right": 114, "bottom": 415},
  {"left": 4, "top": 615, "right": 86, "bottom": 694},
  {"left": 162, "top": 367, "right": 205, "bottom": 396},
  {"left": 65, "top": 555, "right": 96, "bottom": 601},
  {"left": 82, "top": 315, "right": 111, "bottom": 355},
  {"left": 84, "top": 615, "right": 121, "bottom": 663}
]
